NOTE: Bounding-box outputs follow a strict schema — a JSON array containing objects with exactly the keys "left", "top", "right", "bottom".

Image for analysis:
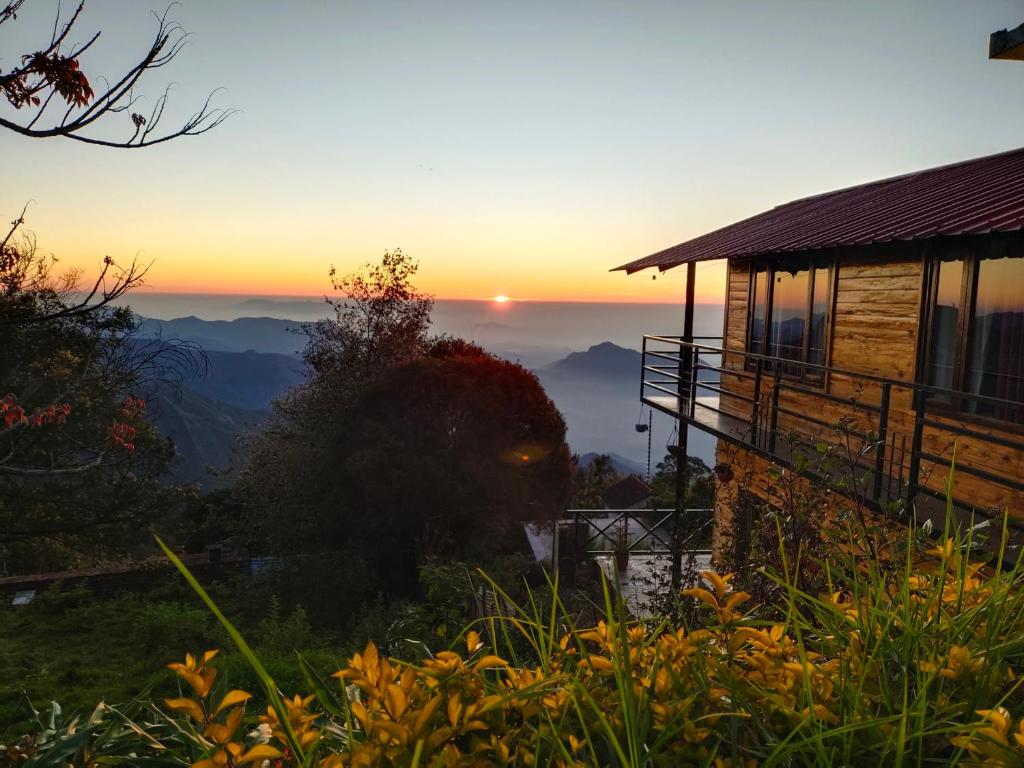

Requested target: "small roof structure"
[
  {"left": 601, "top": 475, "right": 652, "bottom": 509},
  {"left": 615, "top": 146, "right": 1024, "bottom": 274},
  {"left": 991, "top": 22, "right": 1024, "bottom": 60}
]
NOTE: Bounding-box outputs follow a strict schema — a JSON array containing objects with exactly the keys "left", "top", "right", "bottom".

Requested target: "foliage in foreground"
[{"left": 5, "top": 515, "right": 1024, "bottom": 766}]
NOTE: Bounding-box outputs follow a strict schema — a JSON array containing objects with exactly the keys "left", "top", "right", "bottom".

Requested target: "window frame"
[
  {"left": 921, "top": 247, "right": 1024, "bottom": 428},
  {"left": 744, "top": 256, "right": 835, "bottom": 386}
]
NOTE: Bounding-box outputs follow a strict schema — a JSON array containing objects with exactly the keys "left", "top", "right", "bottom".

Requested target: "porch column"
[{"left": 671, "top": 261, "right": 696, "bottom": 588}]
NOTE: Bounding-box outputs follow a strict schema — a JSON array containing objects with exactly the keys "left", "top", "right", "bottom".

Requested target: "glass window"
[
  {"left": 746, "top": 262, "right": 831, "bottom": 382},
  {"left": 926, "top": 259, "right": 963, "bottom": 402},
  {"left": 769, "top": 268, "right": 809, "bottom": 363},
  {"left": 807, "top": 267, "right": 830, "bottom": 368},
  {"left": 964, "top": 258, "right": 1024, "bottom": 423},
  {"left": 925, "top": 252, "right": 1024, "bottom": 425},
  {"left": 749, "top": 269, "right": 768, "bottom": 356}
]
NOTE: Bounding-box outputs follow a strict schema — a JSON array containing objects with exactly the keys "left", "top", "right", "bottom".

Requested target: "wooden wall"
[{"left": 713, "top": 245, "right": 1024, "bottom": 525}]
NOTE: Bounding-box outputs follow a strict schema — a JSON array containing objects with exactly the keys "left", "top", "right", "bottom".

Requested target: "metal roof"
[{"left": 615, "top": 146, "right": 1024, "bottom": 274}]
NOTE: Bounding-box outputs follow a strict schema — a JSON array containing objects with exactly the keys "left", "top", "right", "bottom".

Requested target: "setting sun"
[{"left": 493, "top": 295, "right": 510, "bottom": 303}]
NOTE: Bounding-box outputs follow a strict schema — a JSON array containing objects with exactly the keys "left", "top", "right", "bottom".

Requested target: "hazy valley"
[{"left": 135, "top": 304, "right": 722, "bottom": 486}]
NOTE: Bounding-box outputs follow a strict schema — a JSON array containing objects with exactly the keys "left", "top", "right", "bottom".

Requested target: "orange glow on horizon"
[
  {"left": 30, "top": 226, "right": 728, "bottom": 305},
  {"left": 116, "top": 261, "right": 728, "bottom": 304}
]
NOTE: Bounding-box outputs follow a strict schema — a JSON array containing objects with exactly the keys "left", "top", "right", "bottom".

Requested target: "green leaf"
[
  {"left": 155, "top": 535, "right": 307, "bottom": 763},
  {"left": 297, "top": 652, "right": 345, "bottom": 718},
  {"left": 23, "top": 727, "right": 96, "bottom": 768}
]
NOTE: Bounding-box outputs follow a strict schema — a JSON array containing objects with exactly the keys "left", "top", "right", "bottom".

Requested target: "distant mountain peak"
[
  {"left": 577, "top": 451, "right": 645, "bottom": 477},
  {"left": 544, "top": 341, "right": 641, "bottom": 376}
]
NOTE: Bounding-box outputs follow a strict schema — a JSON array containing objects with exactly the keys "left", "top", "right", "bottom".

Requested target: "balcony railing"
[
  {"left": 567, "top": 508, "right": 713, "bottom": 556},
  {"left": 640, "top": 335, "right": 1024, "bottom": 524}
]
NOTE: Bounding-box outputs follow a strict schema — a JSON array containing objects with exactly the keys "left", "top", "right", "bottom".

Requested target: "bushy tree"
[
  {"left": 305, "top": 249, "right": 433, "bottom": 386},
  {"left": 568, "top": 454, "right": 623, "bottom": 508},
  {"left": 240, "top": 251, "right": 436, "bottom": 560},
  {"left": 649, "top": 451, "right": 714, "bottom": 510},
  {"left": 243, "top": 253, "right": 572, "bottom": 600},
  {"left": 338, "top": 338, "right": 572, "bottom": 595}
]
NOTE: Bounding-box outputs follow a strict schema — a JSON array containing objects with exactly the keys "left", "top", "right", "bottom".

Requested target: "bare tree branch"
[{"left": 0, "top": 1, "right": 234, "bottom": 147}]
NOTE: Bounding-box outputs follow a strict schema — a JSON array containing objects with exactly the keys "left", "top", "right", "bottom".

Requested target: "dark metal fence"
[
  {"left": 568, "top": 508, "right": 713, "bottom": 556},
  {"left": 640, "top": 335, "right": 1024, "bottom": 519}
]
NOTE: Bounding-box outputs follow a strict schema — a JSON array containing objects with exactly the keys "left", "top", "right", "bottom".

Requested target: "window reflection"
[
  {"left": 749, "top": 269, "right": 768, "bottom": 356},
  {"left": 965, "top": 258, "right": 1024, "bottom": 423},
  {"left": 926, "top": 260, "right": 962, "bottom": 404},
  {"left": 807, "top": 267, "right": 829, "bottom": 371},
  {"left": 746, "top": 262, "right": 830, "bottom": 381},
  {"left": 769, "top": 268, "right": 809, "bottom": 365}
]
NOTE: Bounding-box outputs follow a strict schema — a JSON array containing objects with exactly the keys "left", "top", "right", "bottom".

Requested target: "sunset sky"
[{"left": 2, "top": 1, "right": 1023, "bottom": 303}]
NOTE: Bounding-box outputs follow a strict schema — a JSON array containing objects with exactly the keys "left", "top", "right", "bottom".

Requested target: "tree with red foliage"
[
  {"left": 243, "top": 253, "right": 572, "bottom": 601},
  {"left": 0, "top": 230, "right": 198, "bottom": 570},
  {"left": 343, "top": 339, "right": 572, "bottom": 596},
  {"left": 0, "top": 1, "right": 226, "bottom": 571}
]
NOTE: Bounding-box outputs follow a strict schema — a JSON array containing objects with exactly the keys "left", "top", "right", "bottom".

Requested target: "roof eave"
[{"left": 991, "top": 22, "right": 1024, "bottom": 60}]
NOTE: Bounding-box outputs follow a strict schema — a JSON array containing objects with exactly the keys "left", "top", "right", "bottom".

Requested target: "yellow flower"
[
  {"left": 976, "top": 707, "right": 1011, "bottom": 744},
  {"left": 921, "top": 645, "right": 984, "bottom": 681},
  {"left": 261, "top": 694, "right": 320, "bottom": 750},
  {"left": 167, "top": 650, "right": 219, "bottom": 699},
  {"left": 165, "top": 697, "right": 206, "bottom": 724}
]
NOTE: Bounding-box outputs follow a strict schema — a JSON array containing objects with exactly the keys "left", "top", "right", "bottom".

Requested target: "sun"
[{"left": 493, "top": 294, "right": 510, "bottom": 303}]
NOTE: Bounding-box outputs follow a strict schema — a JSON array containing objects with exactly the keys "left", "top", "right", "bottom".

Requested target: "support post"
[
  {"left": 872, "top": 382, "right": 892, "bottom": 503},
  {"left": 640, "top": 335, "right": 647, "bottom": 404},
  {"left": 768, "top": 361, "right": 782, "bottom": 454},
  {"left": 751, "top": 359, "right": 763, "bottom": 446},
  {"left": 906, "top": 389, "right": 926, "bottom": 513},
  {"left": 671, "top": 262, "right": 696, "bottom": 589}
]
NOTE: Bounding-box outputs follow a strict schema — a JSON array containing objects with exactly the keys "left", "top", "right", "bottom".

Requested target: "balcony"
[{"left": 640, "top": 335, "right": 1024, "bottom": 531}]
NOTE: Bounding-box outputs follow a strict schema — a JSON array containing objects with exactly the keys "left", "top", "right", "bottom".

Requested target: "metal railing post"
[
  {"left": 751, "top": 358, "right": 763, "bottom": 446},
  {"left": 640, "top": 336, "right": 647, "bottom": 402},
  {"left": 677, "top": 339, "right": 694, "bottom": 416},
  {"left": 688, "top": 345, "right": 699, "bottom": 418},
  {"left": 906, "top": 389, "right": 926, "bottom": 512},
  {"left": 571, "top": 509, "right": 581, "bottom": 587},
  {"left": 872, "top": 382, "right": 892, "bottom": 503},
  {"left": 768, "top": 360, "right": 782, "bottom": 454}
]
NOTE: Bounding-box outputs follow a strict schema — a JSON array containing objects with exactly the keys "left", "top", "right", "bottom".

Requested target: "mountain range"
[
  {"left": 134, "top": 317, "right": 713, "bottom": 487},
  {"left": 138, "top": 316, "right": 307, "bottom": 355}
]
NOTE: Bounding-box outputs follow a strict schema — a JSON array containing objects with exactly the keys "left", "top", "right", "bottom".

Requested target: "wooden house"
[{"left": 615, "top": 147, "right": 1024, "bottom": 549}]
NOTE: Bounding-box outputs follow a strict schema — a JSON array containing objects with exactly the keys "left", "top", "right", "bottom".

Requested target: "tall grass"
[{"left": 6, "top": 490, "right": 1024, "bottom": 767}]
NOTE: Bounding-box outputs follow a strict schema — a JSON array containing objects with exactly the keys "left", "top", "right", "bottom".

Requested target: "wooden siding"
[{"left": 715, "top": 249, "right": 1024, "bottom": 523}]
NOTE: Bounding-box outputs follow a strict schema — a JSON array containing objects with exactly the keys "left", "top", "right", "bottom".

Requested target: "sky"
[{"left": 2, "top": 1, "right": 1023, "bottom": 303}]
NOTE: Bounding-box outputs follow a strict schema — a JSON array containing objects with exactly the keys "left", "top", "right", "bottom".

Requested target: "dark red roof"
[
  {"left": 615, "top": 146, "right": 1024, "bottom": 273},
  {"left": 600, "top": 475, "right": 652, "bottom": 509}
]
